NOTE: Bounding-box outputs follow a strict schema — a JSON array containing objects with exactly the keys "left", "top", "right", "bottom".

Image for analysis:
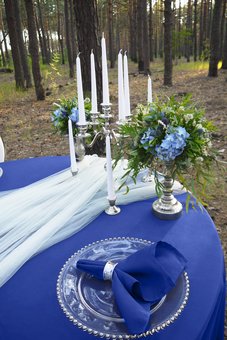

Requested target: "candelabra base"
[
  {"left": 105, "top": 199, "right": 121, "bottom": 215},
  {"left": 71, "top": 169, "right": 78, "bottom": 176}
]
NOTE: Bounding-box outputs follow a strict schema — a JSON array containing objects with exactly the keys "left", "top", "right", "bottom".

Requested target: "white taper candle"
[
  {"left": 123, "top": 51, "right": 131, "bottom": 117},
  {"left": 101, "top": 33, "right": 110, "bottom": 105},
  {"left": 147, "top": 75, "right": 152, "bottom": 103},
  {"left": 90, "top": 50, "right": 98, "bottom": 112},
  {"left": 68, "top": 119, "right": 78, "bottom": 173},
  {"left": 105, "top": 135, "right": 116, "bottom": 201},
  {"left": 76, "top": 54, "right": 86, "bottom": 125},
  {"left": 118, "top": 50, "right": 125, "bottom": 121}
]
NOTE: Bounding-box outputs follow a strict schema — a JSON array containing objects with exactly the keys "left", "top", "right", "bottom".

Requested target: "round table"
[{"left": 0, "top": 156, "right": 225, "bottom": 340}]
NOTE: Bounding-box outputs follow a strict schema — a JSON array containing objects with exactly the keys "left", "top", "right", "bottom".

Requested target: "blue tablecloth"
[{"left": 0, "top": 156, "right": 225, "bottom": 340}]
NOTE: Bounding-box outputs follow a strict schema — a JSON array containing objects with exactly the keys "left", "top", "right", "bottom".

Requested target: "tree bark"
[
  {"left": 56, "top": 0, "right": 65, "bottom": 64},
  {"left": 186, "top": 0, "right": 192, "bottom": 62},
  {"left": 137, "top": 0, "right": 150, "bottom": 73},
  {"left": 199, "top": 0, "right": 204, "bottom": 57},
  {"left": 73, "top": 0, "right": 102, "bottom": 105},
  {"left": 69, "top": 0, "right": 77, "bottom": 62},
  {"left": 64, "top": 0, "right": 74, "bottom": 78},
  {"left": 37, "top": 0, "right": 50, "bottom": 64},
  {"left": 129, "top": 0, "right": 137, "bottom": 62},
  {"left": 13, "top": 0, "right": 32, "bottom": 88},
  {"left": 164, "top": 0, "right": 173, "bottom": 86},
  {"left": 193, "top": 0, "right": 198, "bottom": 61},
  {"left": 208, "top": 0, "right": 222, "bottom": 76},
  {"left": 142, "top": 0, "right": 150, "bottom": 74},
  {"left": 220, "top": 0, "right": 226, "bottom": 59},
  {"left": 149, "top": 0, "right": 154, "bottom": 62},
  {"left": 24, "top": 0, "right": 45, "bottom": 100},
  {"left": 4, "top": 0, "right": 25, "bottom": 89},
  {"left": 221, "top": 18, "right": 227, "bottom": 68},
  {"left": 108, "top": 0, "right": 115, "bottom": 68}
]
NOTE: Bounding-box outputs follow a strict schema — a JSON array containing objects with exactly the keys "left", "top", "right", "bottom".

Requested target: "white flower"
[
  {"left": 184, "top": 114, "right": 194, "bottom": 123},
  {"left": 196, "top": 157, "right": 204, "bottom": 162},
  {"left": 202, "top": 147, "right": 208, "bottom": 156},
  {"left": 84, "top": 97, "right": 90, "bottom": 103}
]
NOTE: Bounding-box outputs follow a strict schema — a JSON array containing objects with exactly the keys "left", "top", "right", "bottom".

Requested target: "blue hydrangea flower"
[
  {"left": 140, "top": 128, "right": 156, "bottom": 150},
  {"left": 61, "top": 109, "right": 67, "bottom": 118},
  {"left": 53, "top": 108, "right": 62, "bottom": 118},
  {"left": 155, "top": 126, "right": 190, "bottom": 161},
  {"left": 69, "top": 107, "right": 79, "bottom": 123}
]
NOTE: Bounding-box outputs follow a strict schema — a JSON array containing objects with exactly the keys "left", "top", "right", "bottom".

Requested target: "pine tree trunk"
[
  {"left": 3, "top": 31, "right": 10, "bottom": 64},
  {"left": 35, "top": 13, "right": 45, "bottom": 64},
  {"left": 37, "top": 0, "right": 50, "bottom": 64},
  {"left": 186, "top": 0, "right": 192, "bottom": 62},
  {"left": 4, "top": 0, "right": 25, "bottom": 89},
  {"left": 199, "top": 0, "right": 204, "bottom": 57},
  {"left": 178, "top": 0, "right": 182, "bottom": 59},
  {"left": 164, "top": 0, "right": 173, "bottom": 86},
  {"left": 221, "top": 18, "right": 227, "bottom": 68},
  {"left": 69, "top": 0, "right": 76, "bottom": 63},
  {"left": 24, "top": 0, "right": 45, "bottom": 100},
  {"left": 219, "top": 0, "right": 226, "bottom": 59},
  {"left": 142, "top": 0, "right": 150, "bottom": 74},
  {"left": 0, "top": 41, "right": 6, "bottom": 67},
  {"left": 108, "top": 0, "right": 115, "bottom": 68},
  {"left": 149, "top": 0, "right": 154, "bottom": 62},
  {"left": 56, "top": 0, "right": 65, "bottom": 64},
  {"left": 208, "top": 0, "right": 222, "bottom": 76},
  {"left": 129, "top": 0, "right": 137, "bottom": 62},
  {"left": 73, "top": 0, "right": 102, "bottom": 105},
  {"left": 64, "top": 0, "right": 74, "bottom": 78},
  {"left": 13, "top": 0, "right": 32, "bottom": 88},
  {"left": 137, "top": 0, "right": 144, "bottom": 72},
  {"left": 194, "top": 0, "right": 198, "bottom": 61}
]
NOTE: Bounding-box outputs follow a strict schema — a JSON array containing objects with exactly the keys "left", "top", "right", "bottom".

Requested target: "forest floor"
[{"left": 0, "top": 59, "right": 227, "bottom": 331}]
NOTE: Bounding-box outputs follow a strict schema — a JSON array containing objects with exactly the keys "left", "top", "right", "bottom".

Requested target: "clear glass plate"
[{"left": 57, "top": 237, "right": 190, "bottom": 339}]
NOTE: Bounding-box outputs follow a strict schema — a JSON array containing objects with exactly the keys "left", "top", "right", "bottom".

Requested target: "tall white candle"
[
  {"left": 90, "top": 50, "right": 98, "bottom": 112},
  {"left": 118, "top": 50, "right": 125, "bottom": 121},
  {"left": 76, "top": 54, "right": 86, "bottom": 125},
  {"left": 147, "top": 75, "right": 152, "bottom": 103},
  {"left": 105, "top": 135, "right": 116, "bottom": 201},
  {"left": 101, "top": 33, "right": 110, "bottom": 105},
  {"left": 123, "top": 52, "right": 131, "bottom": 117},
  {"left": 68, "top": 119, "right": 78, "bottom": 173}
]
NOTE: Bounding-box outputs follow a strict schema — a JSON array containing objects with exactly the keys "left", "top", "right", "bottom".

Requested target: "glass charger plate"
[{"left": 57, "top": 237, "right": 190, "bottom": 339}]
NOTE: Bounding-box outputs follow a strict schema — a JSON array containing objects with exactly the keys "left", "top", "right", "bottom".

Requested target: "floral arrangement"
[
  {"left": 51, "top": 97, "right": 91, "bottom": 135},
  {"left": 119, "top": 95, "right": 216, "bottom": 207}
]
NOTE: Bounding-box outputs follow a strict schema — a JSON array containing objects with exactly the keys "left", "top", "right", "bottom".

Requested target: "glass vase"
[{"left": 152, "top": 161, "right": 182, "bottom": 220}]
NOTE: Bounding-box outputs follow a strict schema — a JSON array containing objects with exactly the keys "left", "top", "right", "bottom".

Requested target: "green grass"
[
  {"left": 174, "top": 60, "right": 209, "bottom": 72},
  {"left": 0, "top": 82, "right": 32, "bottom": 104}
]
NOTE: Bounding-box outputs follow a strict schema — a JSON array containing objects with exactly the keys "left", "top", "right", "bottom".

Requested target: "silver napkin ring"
[{"left": 103, "top": 261, "right": 118, "bottom": 281}]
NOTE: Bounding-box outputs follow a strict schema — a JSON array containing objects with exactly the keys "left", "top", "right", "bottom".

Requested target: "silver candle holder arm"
[{"left": 76, "top": 104, "right": 121, "bottom": 215}]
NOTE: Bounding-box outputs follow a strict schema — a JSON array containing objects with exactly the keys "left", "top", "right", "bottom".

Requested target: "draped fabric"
[{"left": 0, "top": 155, "right": 184, "bottom": 287}]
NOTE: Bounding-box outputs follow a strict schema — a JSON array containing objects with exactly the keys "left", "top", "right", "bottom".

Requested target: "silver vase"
[{"left": 152, "top": 161, "right": 182, "bottom": 220}]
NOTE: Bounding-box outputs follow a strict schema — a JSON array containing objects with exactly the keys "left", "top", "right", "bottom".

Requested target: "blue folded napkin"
[{"left": 76, "top": 241, "right": 186, "bottom": 334}]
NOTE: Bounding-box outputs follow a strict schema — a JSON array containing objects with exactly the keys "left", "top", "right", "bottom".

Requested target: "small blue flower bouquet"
[
  {"left": 119, "top": 95, "right": 216, "bottom": 206},
  {"left": 51, "top": 97, "right": 91, "bottom": 136}
]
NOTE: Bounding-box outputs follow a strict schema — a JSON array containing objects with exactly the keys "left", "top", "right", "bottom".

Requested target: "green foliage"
[
  {"left": 51, "top": 97, "right": 91, "bottom": 136},
  {"left": 43, "top": 52, "right": 61, "bottom": 91},
  {"left": 117, "top": 96, "right": 217, "bottom": 209}
]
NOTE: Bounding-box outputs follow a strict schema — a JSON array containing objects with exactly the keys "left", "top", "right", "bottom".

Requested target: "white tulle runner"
[{"left": 0, "top": 155, "right": 184, "bottom": 287}]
